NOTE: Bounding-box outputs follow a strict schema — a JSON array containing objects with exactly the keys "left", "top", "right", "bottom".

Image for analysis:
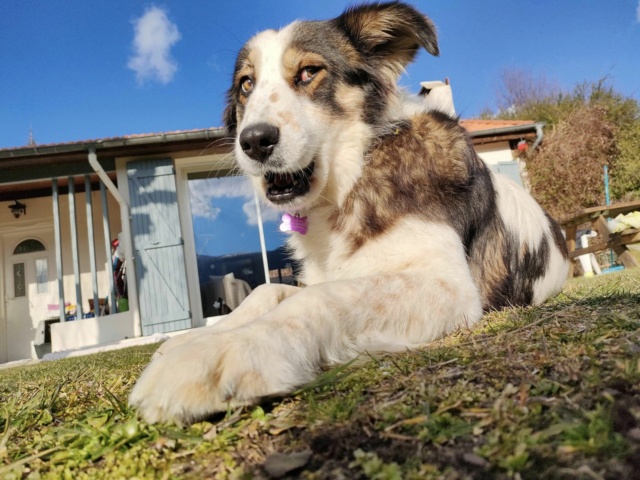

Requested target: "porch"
[
  {"left": 0, "top": 119, "right": 543, "bottom": 364},
  {"left": 0, "top": 128, "right": 299, "bottom": 363}
]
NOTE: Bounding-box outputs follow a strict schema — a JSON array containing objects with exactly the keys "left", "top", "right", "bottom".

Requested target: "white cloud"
[
  {"left": 188, "top": 178, "right": 232, "bottom": 220},
  {"left": 189, "top": 176, "right": 282, "bottom": 226},
  {"left": 199, "top": 175, "right": 255, "bottom": 199},
  {"left": 128, "top": 6, "right": 181, "bottom": 85},
  {"left": 242, "top": 198, "right": 282, "bottom": 226},
  {"left": 190, "top": 197, "right": 221, "bottom": 221}
]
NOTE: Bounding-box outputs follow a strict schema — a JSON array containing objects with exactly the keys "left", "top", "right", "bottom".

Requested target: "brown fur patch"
[
  {"left": 269, "top": 92, "right": 279, "bottom": 103},
  {"left": 469, "top": 228, "right": 509, "bottom": 308},
  {"left": 234, "top": 48, "right": 260, "bottom": 108},
  {"left": 545, "top": 211, "right": 569, "bottom": 259},
  {"left": 435, "top": 279, "right": 457, "bottom": 299},
  {"left": 333, "top": 3, "right": 438, "bottom": 86},
  {"left": 277, "top": 110, "right": 295, "bottom": 127},
  {"left": 235, "top": 371, "right": 268, "bottom": 401},
  {"left": 335, "top": 84, "right": 366, "bottom": 118},
  {"left": 331, "top": 112, "right": 478, "bottom": 251},
  {"left": 207, "top": 351, "right": 227, "bottom": 388},
  {"left": 282, "top": 47, "right": 328, "bottom": 95}
]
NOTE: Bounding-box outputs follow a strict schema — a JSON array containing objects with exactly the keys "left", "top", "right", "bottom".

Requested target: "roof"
[
  {"left": 0, "top": 119, "right": 539, "bottom": 161},
  {"left": 0, "top": 127, "right": 227, "bottom": 159},
  {"left": 459, "top": 119, "right": 536, "bottom": 133},
  {"left": 0, "top": 119, "right": 541, "bottom": 201}
]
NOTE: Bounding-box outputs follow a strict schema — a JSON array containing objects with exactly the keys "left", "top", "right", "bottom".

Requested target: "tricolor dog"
[{"left": 130, "top": 2, "right": 570, "bottom": 424}]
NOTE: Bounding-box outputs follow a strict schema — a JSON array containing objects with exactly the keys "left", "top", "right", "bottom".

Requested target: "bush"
[
  {"left": 490, "top": 73, "right": 640, "bottom": 216},
  {"left": 524, "top": 105, "right": 617, "bottom": 219},
  {"left": 611, "top": 121, "right": 640, "bottom": 200}
]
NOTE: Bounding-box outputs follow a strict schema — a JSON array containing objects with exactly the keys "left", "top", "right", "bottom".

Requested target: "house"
[
  {"left": 417, "top": 80, "right": 542, "bottom": 185},
  {"left": 0, "top": 119, "right": 542, "bottom": 364},
  {"left": 463, "top": 119, "right": 542, "bottom": 186}
]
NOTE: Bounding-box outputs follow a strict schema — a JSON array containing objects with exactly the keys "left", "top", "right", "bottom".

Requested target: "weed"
[{"left": 0, "top": 269, "right": 639, "bottom": 478}]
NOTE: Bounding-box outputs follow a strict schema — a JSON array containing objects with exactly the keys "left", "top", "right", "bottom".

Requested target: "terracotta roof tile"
[{"left": 459, "top": 119, "right": 535, "bottom": 132}]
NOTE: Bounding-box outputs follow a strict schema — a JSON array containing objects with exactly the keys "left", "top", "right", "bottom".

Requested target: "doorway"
[{"left": 2, "top": 230, "right": 56, "bottom": 361}]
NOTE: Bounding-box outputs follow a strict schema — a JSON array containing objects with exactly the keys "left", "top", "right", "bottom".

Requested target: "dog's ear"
[
  {"left": 333, "top": 2, "right": 438, "bottom": 79},
  {"left": 222, "top": 88, "right": 238, "bottom": 137}
]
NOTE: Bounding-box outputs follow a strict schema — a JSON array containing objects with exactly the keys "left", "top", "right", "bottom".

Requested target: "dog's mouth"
[{"left": 264, "top": 162, "right": 315, "bottom": 204}]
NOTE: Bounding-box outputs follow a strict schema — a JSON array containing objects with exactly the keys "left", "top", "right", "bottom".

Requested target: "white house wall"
[
  {"left": 0, "top": 189, "right": 122, "bottom": 362},
  {"left": 474, "top": 141, "right": 514, "bottom": 166}
]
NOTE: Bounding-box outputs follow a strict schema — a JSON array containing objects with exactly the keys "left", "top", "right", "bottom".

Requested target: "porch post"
[
  {"left": 52, "top": 179, "right": 66, "bottom": 322},
  {"left": 100, "top": 181, "right": 117, "bottom": 315},
  {"left": 254, "top": 190, "right": 271, "bottom": 284},
  {"left": 85, "top": 176, "right": 100, "bottom": 316},
  {"left": 68, "top": 177, "right": 84, "bottom": 319},
  {"left": 87, "top": 147, "right": 141, "bottom": 337}
]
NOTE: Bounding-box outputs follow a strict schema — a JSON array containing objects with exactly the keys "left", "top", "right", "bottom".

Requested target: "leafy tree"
[{"left": 487, "top": 71, "right": 640, "bottom": 218}]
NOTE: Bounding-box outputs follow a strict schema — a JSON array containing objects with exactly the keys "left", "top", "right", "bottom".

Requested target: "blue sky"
[
  {"left": 2, "top": 1, "right": 639, "bottom": 262},
  {"left": 1, "top": 1, "right": 639, "bottom": 149}
]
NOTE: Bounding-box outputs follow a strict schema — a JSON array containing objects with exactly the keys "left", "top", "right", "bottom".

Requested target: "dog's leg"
[
  {"left": 151, "top": 284, "right": 302, "bottom": 357},
  {"left": 130, "top": 267, "right": 482, "bottom": 424}
]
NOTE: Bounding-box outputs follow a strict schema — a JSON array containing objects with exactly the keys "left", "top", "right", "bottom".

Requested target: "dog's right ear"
[
  {"left": 222, "top": 88, "right": 238, "bottom": 137},
  {"left": 333, "top": 2, "right": 438, "bottom": 82}
]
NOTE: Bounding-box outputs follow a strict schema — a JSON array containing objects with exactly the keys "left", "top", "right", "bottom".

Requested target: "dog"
[{"left": 130, "top": 1, "right": 570, "bottom": 424}]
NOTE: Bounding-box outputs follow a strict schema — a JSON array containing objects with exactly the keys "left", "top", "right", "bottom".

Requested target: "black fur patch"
[
  {"left": 288, "top": 21, "right": 388, "bottom": 126},
  {"left": 544, "top": 211, "right": 570, "bottom": 259},
  {"left": 332, "top": 110, "right": 557, "bottom": 311}
]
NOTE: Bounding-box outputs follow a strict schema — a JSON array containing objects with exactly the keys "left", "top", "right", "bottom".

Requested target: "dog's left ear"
[{"left": 333, "top": 2, "right": 438, "bottom": 79}]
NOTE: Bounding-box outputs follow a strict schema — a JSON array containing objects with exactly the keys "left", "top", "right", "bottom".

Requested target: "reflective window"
[
  {"left": 187, "top": 173, "right": 295, "bottom": 318},
  {"left": 36, "top": 258, "right": 49, "bottom": 294}
]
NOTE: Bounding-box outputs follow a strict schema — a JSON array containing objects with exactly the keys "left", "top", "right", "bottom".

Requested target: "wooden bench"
[{"left": 560, "top": 200, "right": 640, "bottom": 277}]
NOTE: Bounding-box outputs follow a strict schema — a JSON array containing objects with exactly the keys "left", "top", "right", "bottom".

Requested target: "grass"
[{"left": 1, "top": 269, "right": 639, "bottom": 479}]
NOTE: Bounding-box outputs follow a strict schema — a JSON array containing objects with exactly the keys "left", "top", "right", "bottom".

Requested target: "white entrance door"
[{"left": 3, "top": 230, "right": 56, "bottom": 361}]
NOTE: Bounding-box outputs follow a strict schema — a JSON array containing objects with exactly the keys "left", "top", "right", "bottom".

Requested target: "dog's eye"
[
  {"left": 298, "top": 66, "right": 321, "bottom": 85},
  {"left": 240, "top": 77, "right": 254, "bottom": 93}
]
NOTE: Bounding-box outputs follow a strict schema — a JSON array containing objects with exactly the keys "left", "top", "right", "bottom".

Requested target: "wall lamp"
[{"left": 9, "top": 200, "right": 27, "bottom": 219}]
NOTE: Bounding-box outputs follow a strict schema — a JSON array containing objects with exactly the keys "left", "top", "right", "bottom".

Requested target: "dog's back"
[{"left": 306, "top": 109, "right": 569, "bottom": 311}]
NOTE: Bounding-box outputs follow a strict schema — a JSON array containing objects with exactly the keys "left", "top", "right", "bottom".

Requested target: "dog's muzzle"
[
  {"left": 238, "top": 122, "right": 315, "bottom": 204},
  {"left": 265, "top": 162, "right": 315, "bottom": 204}
]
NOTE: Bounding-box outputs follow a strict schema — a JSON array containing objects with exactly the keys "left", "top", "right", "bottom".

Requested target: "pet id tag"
[{"left": 280, "top": 213, "right": 309, "bottom": 234}]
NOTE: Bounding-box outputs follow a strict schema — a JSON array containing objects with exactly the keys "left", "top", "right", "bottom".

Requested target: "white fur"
[
  {"left": 492, "top": 172, "right": 569, "bottom": 304},
  {"left": 130, "top": 16, "right": 567, "bottom": 424},
  {"left": 130, "top": 218, "right": 483, "bottom": 424}
]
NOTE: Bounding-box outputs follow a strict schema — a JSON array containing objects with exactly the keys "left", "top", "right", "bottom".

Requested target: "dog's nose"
[{"left": 239, "top": 123, "right": 280, "bottom": 162}]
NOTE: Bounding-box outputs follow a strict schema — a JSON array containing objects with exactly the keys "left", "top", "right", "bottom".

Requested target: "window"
[
  {"left": 187, "top": 173, "right": 294, "bottom": 318},
  {"left": 13, "top": 263, "right": 25, "bottom": 297},
  {"left": 35, "top": 258, "right": 49, "bottom": 294},
  {"left": 13, "top": 239, "right": 46, "bottom": 255}
]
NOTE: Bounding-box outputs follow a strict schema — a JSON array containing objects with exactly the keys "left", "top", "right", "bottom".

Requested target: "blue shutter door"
[{"left": 127, "top": 158, "right": 191, "bottom": 335}]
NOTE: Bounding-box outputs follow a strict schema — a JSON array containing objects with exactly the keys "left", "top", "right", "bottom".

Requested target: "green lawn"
[{"left": 1, "top": 269, "right": 639, "bottom": 479}]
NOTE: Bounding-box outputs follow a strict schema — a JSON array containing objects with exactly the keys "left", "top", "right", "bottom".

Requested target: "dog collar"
[{"left": 280, "top": 213, "right": 308, "bottom": 234}]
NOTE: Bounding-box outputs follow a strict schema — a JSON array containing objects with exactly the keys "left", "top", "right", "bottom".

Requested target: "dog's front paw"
[{"left": 129, "top": 328, "right": 314, "bottom": 424}]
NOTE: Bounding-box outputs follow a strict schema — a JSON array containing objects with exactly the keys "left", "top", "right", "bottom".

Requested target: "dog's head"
[{"left": 224, "top": 2, "right": 439, "bottom": 210}]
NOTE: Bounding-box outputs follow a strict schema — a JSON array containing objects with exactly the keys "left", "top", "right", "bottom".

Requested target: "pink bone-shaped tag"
[{"left": 279, "top": 213, "right": 308, "bottom": 234}]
